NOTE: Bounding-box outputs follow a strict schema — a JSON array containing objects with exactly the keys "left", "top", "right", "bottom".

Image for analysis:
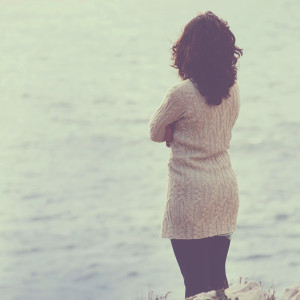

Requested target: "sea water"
[{"left": 0, "top": 0, "right": 299, "bottom": 299}]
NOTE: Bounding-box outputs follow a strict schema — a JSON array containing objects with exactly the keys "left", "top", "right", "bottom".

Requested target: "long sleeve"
[{"left": 149, "top": 87, "right": 185, "bottom": 142}]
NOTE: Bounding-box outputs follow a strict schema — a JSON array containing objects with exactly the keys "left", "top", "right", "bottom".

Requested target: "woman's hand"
[{"left": 165, "top": 124, "right": 174, "bottom": 147}]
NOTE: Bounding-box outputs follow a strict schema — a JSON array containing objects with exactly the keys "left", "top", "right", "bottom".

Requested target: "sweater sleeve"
[{"left": 149, "top": 87, "right": 185, "bottom": 143}]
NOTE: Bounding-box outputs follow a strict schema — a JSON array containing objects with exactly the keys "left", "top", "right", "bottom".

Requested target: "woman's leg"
[
  {"left": 170, "top": 238, "right": 212, "bottom": 298},
  {"left": 209, "top": 236, "right": 231, "bottom": 291}
]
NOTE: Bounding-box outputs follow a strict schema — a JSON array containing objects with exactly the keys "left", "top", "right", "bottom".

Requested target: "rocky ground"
[{"left": 187, "top": 282, "right": 300, "bottom": 300}]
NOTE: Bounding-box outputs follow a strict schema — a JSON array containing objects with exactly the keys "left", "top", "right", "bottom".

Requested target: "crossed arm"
[
  {"left": 149, "top": 88, "right": 184, "bottom": 147},
  {"left": 165, "top": 123, "right": 174, "bottom": 147}
]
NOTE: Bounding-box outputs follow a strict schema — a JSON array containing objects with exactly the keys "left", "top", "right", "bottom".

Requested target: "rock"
[
  {"left": 186, "top": 281, "right": 266, "bottom": 300},
  {"left": 281, "top": 285, "right": 300, "bottom": 300},
  {"left": 184, "top": 282, "right": 300, "bottom": 300}
]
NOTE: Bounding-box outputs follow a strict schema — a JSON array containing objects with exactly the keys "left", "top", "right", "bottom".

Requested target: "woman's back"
[
  {"left": 150, "top": 79, "right": 240, "bottom": 173},
  {"left": 149, "top": 78, "right": 240, "bottom": 239}
]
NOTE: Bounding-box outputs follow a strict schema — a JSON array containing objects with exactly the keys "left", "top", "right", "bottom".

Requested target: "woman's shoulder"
[
  {"left": 230, "top": 81, "right": 240, "bottom": 94},
  {"left": 228, "top": 81, "right": 240, "bottom": 103},
  {"left": 166, "top": 79, "right": 195, "bottom": 98}
]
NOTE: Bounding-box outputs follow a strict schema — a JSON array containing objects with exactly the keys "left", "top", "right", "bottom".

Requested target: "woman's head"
[{"left": 171, "top": 11, "right": 243, "bottom": 105}]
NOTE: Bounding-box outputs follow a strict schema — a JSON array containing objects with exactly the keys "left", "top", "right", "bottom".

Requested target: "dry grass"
[
  {"left": 261, "top": 283, "right": 276, "bottom": 300},
  {"left": 136, "top": 278, "right": 278, "bottom": 299},
  {"left": 136, "top": 290, "right": 172, "bottom": 300},
  {"left": 238, "top": 277, "right": 276, "bottom": 300}
]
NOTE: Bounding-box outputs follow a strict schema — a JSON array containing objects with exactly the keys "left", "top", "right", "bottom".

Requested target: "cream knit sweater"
[{"left": 149, "top": 79, "right": 240, "bottom": 239}]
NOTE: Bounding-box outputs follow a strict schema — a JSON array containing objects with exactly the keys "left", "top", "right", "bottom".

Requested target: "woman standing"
[{"left": 149, "top": 11, "right": 243, "bottom": 300}]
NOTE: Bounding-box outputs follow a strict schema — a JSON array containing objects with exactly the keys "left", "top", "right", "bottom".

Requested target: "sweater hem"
[{"left": 160, "top": 230, "right": 236, "bottom": 240}]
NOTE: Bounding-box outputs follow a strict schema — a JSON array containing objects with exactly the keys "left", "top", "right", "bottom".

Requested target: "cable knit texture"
[{"left": 149, "top": 79, "right": 240, "bottom": 239}]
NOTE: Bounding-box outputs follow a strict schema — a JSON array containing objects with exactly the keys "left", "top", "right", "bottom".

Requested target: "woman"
[{"left": 149, "top": 11, "right": 243, "bottom": 300}]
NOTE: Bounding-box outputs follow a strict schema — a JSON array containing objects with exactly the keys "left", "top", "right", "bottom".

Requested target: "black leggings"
[{"left": 170, "top": 236, "right": 230, "bottom": 298}]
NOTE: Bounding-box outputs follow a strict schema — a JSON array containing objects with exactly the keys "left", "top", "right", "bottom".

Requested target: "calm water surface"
[{"left": 0, "top": 0, "right": 299, "bottom": 299}]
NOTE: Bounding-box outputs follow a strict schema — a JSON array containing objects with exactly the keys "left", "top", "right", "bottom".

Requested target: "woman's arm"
[
  {"left": 165, "top": 123, "right": 174, "bottom": 147},
  {"left": 149, "top": 88, "right": 184, "bottom": 143}
]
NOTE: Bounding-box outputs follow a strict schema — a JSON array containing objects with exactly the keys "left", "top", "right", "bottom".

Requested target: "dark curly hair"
[{"left": 171, "top": 11, "right": 243, "bottom": 105}]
